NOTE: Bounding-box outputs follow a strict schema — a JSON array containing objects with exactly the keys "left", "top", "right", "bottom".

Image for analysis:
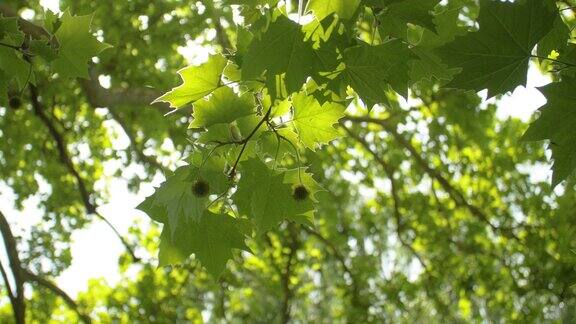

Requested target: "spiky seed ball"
[
  {"left": 9, "top": 97, "right": 22, "bottom": 110},
  {"left": 192, "top": 180, "right": 210, "bottom": 197},
  {"left": 292, "top": 185, "right": 309, "bottom": 201}
]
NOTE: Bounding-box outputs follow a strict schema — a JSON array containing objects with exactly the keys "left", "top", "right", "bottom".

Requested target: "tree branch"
[
  {"left": 29, "top": 85, "right": 140, "bottom": 262},
  {"left": 23, "top": 269, "right": 92, "bottom": 323},
  {"left": 0, "top": 210, "right": 93, "bottom": 323},
  {"left": 0, "top": 211, "right": 25, "bottom": 324},
  {"left": 280, "top": 225, "right": 298, "bottom": 324},
  {"left": 79, "top": 68, "right": 170, "bottom": 113},
  {"left": 0, "top": 259, "right": 20, "bottom": 323},
  {"left": 107, "top": 108, "right": 168, "bottom": 173},
  {"left": 343, "top": 117, "right": 520, "bottom": 239},
  {"left": 342, "top": 125, "right": 430, "bottom": 272},
  {"left": 301, "top": 226, "right": 368, "bottom": 309}
]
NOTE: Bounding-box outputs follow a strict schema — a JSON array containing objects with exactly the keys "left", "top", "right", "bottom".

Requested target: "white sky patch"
[
  {"left": 40, "top": 0, "right": 61, "bottom": 13},
  {"left": 57, "top": 179, "right": 148, "bottom": 295},
  {"left": 178, "top": 39, "right": 213, "bottom": 65},
  {"left": 494, "top": 62, "right": 551, "bottom": 122}
]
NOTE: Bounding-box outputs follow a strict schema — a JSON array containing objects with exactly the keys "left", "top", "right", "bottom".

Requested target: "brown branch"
[
  {"left": 107, "top": 108, "right": 167, "bottom": 173},
  {"left": 0, "top": 210, "right": 93, "bottom": 323},
  {"left": 340, "top": 126, "right": 459, "bottom": 316},
  {"left": 280, "top": 230, "right": 297, "bottom": 324},
  {"left": 0, "top": 260, "right": 15, "bottom": 306},
  {"left": 29, "top": 85, "right": 140, "bottom": 262},
  {"left": 204, "top": 0, "right": 232, "bottom": 51},
  {"left": 79, "top": 68, "right": 170, "bottom": 113},
  {"left": 22, "top": 269, "right": 92, "bottom": 323},
  {"left": 30, "top": 85, "right": 95, "bottom": 213},
  {"left": 0, "top": 211, "right": 25, "bottom": 324},
  {"left": 301, "top": 226, "right": 368, "bottom": 309},
  {"left": 342, "top": 125, "right": 430, "bottom": 272},
  {"left": 0, "top": 259, "right": 20, "bottom": 323},
  {"left": 343, "top": 117, "right": 520, "bottom": 239}
]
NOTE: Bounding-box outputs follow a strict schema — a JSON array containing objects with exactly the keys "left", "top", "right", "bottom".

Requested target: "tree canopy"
[{"left": 0, "top": 0, "right": 576, "bottom": 322}]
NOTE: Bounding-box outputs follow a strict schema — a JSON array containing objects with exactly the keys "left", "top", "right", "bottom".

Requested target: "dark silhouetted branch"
[{"left": 0, "top": 211, "right": 25, "bottom": 324}]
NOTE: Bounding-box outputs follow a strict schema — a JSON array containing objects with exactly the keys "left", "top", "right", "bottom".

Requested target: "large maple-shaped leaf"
[
  {"left": 158, "top": 211, "right": 249, "bottom": 277},
  {"left": 333, "top": 39, "right": 414, "bottom": 108},
  {"left": 437, "top": 0, "right": 556, "bottom": 97},
  {"left": 234, "top": 159, "right": 315, "bottom": 232},
  {"left": 523, "top": 77, "right": 576, "bottom": 186},
  {"left": 52, "top": 10, "right": 111, "bottom": 79},
  {"left": 154, "top": 54, "right": 228, "bottom": 108},
  {"left": 189, "top": 86, "right": 255, "bottom": 129},
  {"left": 242, "top": 15, "right": 317, "bottom": 95},
  {"left": 291, "top": 92, "right": 345, "bottom": 150},
  {"left": 307, "top": 0, "right": 361, "bottom": 21}
]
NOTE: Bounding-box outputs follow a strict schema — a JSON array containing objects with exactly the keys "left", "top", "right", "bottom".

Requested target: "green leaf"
[
  {"left": 523, "top": 77, "right": 576, "bottom": 186},
  {"left": 307, "top": 0, "right": 361, "bottom": 21},
  {"left": 242, "top": 15, "right": 317, "bottom": 95},
  {"left": 333, "top": 39, "right": 415, "bottom": 108},
  {"left": 234, "top": 159, "right": 315, "bottom": 232},
  {"left": 555, "top": 43, "right": 576, "bottom": 77},
  {"left": 415, "top": 6, "right": 467, "bottom": 48},
  {"left": 137, "top": 156, "right": 228, "bottom": 235},
  {"left": 537, "top": 16, "right": 570, "bottom": 61},
  {"left": 409, "top": 46, "right": 456, "bottom": 85},
  {"left": 0, "top": 47, "right": 31, "bottom": 88},
  {"left": 154, "top": 54, "right": 228, "bottom": 108},
  {"left": 0, "top": 16, "right": 24, "bottom": 46},
  {"left": 291, "top": 92, "right": 345, "bottom": 149},
  {"left": 189, "top": 87, "right": 255, "bottom": 129},
  {"left": 437, "top": 0, "right": 556, "bottom": 97},
  {"left": 373, "top": 0, "right": 440, "bottom": 39},
  {"left": 158, "top": 211, "right": 249, "bottom": 277},
  {"left": 29, "top": 39, "right": 59, "bottom": 62},
  {"left": 52, "top": 10, "right": 112, "bottom": 79},
  {"left": 257, "top": 128, "right": 299, "bottom": 159},
  {"left": 0, "top": 71, "right": 8, "bottom": 106},
  {"left": 138, "top": 166, "right": 206, "bottom": 235},
  {"left": 283, "top": 168, "right": 323, "bottom": 203}
]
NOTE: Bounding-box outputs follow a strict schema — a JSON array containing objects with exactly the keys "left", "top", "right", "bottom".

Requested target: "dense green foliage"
[{"left": 1, "top": 0, "right": 576, "bottom": 322}]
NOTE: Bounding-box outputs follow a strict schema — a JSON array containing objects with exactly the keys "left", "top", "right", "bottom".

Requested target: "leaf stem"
[
  {"left": 531, "top": 55, "right": 576, "bottom": 68},
  {"left": 277, "top": 133, "right": 303, "bottom": 184},
  {"left": 0, "top": 41, "right": 21, "bottom": 51},
  {"left": 230, "top": 105, "right": 272, "bottom": 177}
]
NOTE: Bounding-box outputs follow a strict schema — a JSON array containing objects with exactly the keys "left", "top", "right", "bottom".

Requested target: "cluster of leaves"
[
  {"left": 137, "top": 0, "right": 576, "bottom": 277},
  {"left": 0, "top": 9, "right": 110, "bottom": 106}
]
